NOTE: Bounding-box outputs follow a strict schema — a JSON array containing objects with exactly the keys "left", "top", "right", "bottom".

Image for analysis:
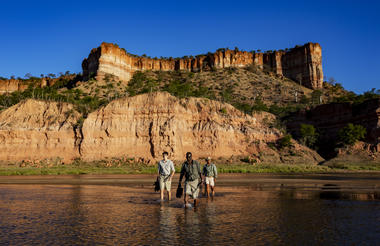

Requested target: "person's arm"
[
  {"left": 214, "top": 164, "right": 218, "bottom": 179},
  {"left": 170, "top": 161, "right": 175, "bottom": 180}
]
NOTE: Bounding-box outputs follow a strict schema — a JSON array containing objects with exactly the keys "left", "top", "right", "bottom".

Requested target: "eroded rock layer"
[
  {"left": 286, "top": 98, "right": 380, "bottom": 155},
  {"left": 80, "top": 92, "right": 281, "bottom": 161},
  {"left": 0, "top": 100, "right": 81, "bottom": 161},
  {"left": 82, "top": 42, "right": 323, "bottom": 89},
  {"left": 0, "top": 79, "right": 29, "bottom": 94},
  {"left": 0, "top": 93, "right": 328, "bottom": 163}
]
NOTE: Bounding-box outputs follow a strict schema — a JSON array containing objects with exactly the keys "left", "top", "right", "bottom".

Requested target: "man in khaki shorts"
[
  {"left": 202, "top": 157, "right": 218, "bottom": 197},
  {"left": 157, "top": 151, "right": 175, "bottom": 201},
  {"left": 178, "top": 152, "right": 202, "bottom": 208}
]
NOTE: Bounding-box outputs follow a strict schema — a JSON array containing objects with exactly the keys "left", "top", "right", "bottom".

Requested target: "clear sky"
[{"left": 1, "top": 0, "right": 379, "bottom": 93}]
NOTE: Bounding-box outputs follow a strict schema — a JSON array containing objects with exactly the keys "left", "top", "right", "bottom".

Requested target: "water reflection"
[{"left": 0, "top": 177, "right": 379, "bottom": 245}]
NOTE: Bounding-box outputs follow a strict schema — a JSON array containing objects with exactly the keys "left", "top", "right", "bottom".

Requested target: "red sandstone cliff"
[
  {"left": 0, "top": 77, "right": 65, "bottom": 95},
  {"left": 0, "top": 99, "right": 81, "bottom": 161},
  {"left": 80, "top": 92, "right": 281, "bottom": 161},
  {"left": 0, "top": 79, "right": 30, "bottom": 94},
  {"left": 0, "top": 92, "right": 325, "bottom": 163},
  {"left": 82, "top": 42, "right": 323, "bottom": 89}
]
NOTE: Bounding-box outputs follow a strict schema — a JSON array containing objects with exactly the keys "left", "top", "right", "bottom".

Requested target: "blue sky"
[{"left": 1, "top": 0, "right": 379, "bottom": 93}]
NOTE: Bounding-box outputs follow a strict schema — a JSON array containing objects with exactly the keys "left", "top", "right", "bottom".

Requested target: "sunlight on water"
[{"left": 0, "top": 175, "right": 379, "bottom": 245}]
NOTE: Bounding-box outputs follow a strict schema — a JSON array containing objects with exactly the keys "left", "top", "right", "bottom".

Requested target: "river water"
[{"left": 0, "top": 174, "right": 379, "bottom": 245}]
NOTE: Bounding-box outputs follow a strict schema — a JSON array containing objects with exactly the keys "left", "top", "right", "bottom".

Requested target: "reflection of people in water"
[
  {"left": 178, "top": 152, "right": 202, "bottom": 208},
  {"left": 202, "top": 157, "right": 218, "bottom": 197},
  {"left": 157, "top": 151, "right": 175, "bottom": 201},
  {"left": 158, "top": 206, "right": 178, "bottom": 244}
]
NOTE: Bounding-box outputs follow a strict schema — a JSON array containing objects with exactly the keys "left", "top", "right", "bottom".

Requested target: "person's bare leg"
[
  {"left": 211, "top": 186, "right": 215, "bottom": 197},
  {"left": 160, "top": 189, "right": 164, "bottom": 201},
  {"left": 184, "top": 194, "right": 188, "bottom": 207},
  {"left": 194, "top": 198, "right": 197, "bottom": 208},
  {"left": 206, "top": 184, "right": 210, "bottom": 198},
  {"left": 167, "top": 190, "right": 171, "bottom": 201}
]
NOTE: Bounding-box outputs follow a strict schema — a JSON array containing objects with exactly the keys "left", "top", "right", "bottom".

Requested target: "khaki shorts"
[
  {"left": 184, "top": 179, "right": 200, "bottom": 199},
  {"left": 159, "top": 176, "right": 172, "bottom": 191},
  {"left": 205, "top": 177, "right": 215, "bottom": 186}
]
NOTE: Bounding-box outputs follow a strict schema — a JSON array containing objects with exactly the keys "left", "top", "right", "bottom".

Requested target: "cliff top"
[{"left": 94, "top": 41, "right": 322, "bottom": 60}]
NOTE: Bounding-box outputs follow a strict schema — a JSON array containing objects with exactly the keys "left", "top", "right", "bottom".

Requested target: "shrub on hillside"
[
  {"left": 299, "top": 124, "right": 318, "bottom": 148},
  {"left": 338, "top": 123, "right": 366, "bottom": 146},
  {"left": 278, "top": 134, "right": 292, "bottom": 149}
]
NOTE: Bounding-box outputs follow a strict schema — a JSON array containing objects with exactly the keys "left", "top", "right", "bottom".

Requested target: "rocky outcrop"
[
  {"left": 0, "top": 100, "right": 81, "bottom": 161},
  {"left": 281, "top": 43, "right": 323, "bottom": 89},
  {"left": 82, "top": 42, "right": 323, "bottom": 89},
  {"left": 0, "top": 92, "right": 326, "bottom": 163},
  {"left": 0, "top": 79, "right": 29, "bottom": 94},
  {"left": 80, "top": 92, "right": 281, "bottom": 161},
  {"left": 286, "top": 98, "right": 380, "bottom": 157},
  {"left": 0, "top": 78, "right": 58, "bottom": 95}
]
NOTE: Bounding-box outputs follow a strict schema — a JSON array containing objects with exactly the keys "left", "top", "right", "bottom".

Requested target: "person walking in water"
[
  {"left": 178, "top": 152, "right": 202, "bottom": 208},
  {"left": 202, "top": 157, "right": 218, "bottom": 197},
  {"left": 157, "top": 151, "right": 175, "bottom": 201}
]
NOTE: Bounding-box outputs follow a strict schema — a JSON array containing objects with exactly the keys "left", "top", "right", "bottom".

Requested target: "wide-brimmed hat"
[{"left": 206, "top": 156, "right": 211, "bottom": 160}]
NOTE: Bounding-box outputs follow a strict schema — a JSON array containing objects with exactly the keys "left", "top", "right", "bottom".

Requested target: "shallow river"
[{"left": 0, "top": 174, "right": 379, "bottom": 245}]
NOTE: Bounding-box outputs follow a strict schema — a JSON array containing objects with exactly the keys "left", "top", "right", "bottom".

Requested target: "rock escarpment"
[
  {"left": 286, "top": 98, "right": 380, "bottom": 156},
  {"left": 0, "top": 77, "right": 60, "bottom": 95},
  {"left": 0, "top": 79, "right": 29, "bottom": 94},
  {"left": 80, "top": 92, "right": 281, "bottom": 161},
  {"left": 0, "top": 92, "right": 325, "bottom": 163},
  {"left": 82, "top": 42, "right": 323, "bottom": 89},
  {"left": 0, "top": 100, "right": 81, "bottom": 161}
]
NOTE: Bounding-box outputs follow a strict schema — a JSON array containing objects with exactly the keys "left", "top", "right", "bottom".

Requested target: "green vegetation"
[
  {"left": 311, "top": 90, "right": 322, "bottom": 105},
  {"left": 338, "top": 123, "right": 366, "bottom": 146},
  {"left": 0, "top": 74, "right": 121, "bottom": 119},
  {"left": 126, "top": 71, "right": 215, "bottom": 99},
  {"left": 1, "top": 161, "right": 379, "bottom": 176},
  {"left": 278, "top": 134, "right": 293, "bottom": 149},
  {"left": 300, "top": 124, "right": 318, "bottom": 148},
  {"left": 331, "top": 88, "right": 380, "bottom": 105}
]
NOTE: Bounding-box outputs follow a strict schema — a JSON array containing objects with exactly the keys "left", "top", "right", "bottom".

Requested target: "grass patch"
[{"left": 0, "top": 161, "right": 379, "bottom": 176}]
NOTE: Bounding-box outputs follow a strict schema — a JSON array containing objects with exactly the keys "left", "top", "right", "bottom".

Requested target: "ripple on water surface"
[{"left": 0, "top": 176, "right": 379, "bottom": 245}]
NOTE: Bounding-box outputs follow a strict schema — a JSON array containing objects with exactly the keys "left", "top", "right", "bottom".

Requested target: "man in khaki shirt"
[
  {"left": 178, "top": 152, "right": 202, "bottom": 208},
  {"left": 157, "top": 151, "right": 175, "bottom": 201}
]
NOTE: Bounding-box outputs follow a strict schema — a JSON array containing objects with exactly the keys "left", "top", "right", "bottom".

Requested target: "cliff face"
[
  {"left": 0, "top": 100, "right": 81, "bottom": 161},
  {"left": 80, "top": 92, "right": 281, "bottom": 161},
  {"left": 82, "top": 42, "right": 323, "bottom": 89},
  {"left": 0, "top": 92, "right": 326, "bottom": 163},
  {"left": 0, "top": 79, "right": 29, "bottom": 94},
  {"left": 286, "top": 99, "right": 380, "bottom": 156},
  {"left": 0, "top": 78, "right": 58, "bottom": 95},
  {"left": 281, "top": 43, "right": 323, "bottom": 89}
]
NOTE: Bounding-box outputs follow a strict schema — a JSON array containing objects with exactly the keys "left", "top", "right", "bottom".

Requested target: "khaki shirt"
[
  {"left": 180, "top": 160, "right": 201, "bottom": 181},
  {"left": 203, "top": 163, "right": 218, "bottom": 178}
]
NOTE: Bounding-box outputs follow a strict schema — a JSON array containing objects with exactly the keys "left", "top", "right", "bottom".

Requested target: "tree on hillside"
[
  {"left": 300, "top": 124, "right": 318, "bottom": 148},
  {"left": 338, "top": 123, "right": 366, "bottom": 146},
  {"left": 311, "top": 90, "right": 322, "bottom": 104},
  {"left": 278, "top": 134, "right": 292, "bottom": 149}
]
